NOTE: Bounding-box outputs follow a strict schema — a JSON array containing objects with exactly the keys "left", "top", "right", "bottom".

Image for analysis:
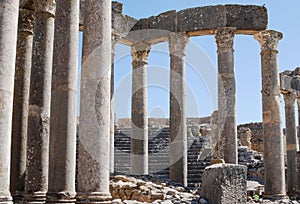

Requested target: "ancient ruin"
[{"left": 0, "top": 0, "right": 298, "bottom": 203}]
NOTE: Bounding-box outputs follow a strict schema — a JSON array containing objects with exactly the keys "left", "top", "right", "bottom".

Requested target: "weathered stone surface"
[
  {"left": 132, "top": 10, "right": 176, "bottom": 32},
  {"left": 238, "top": 123, "right": 264, "bottom": 153},
  {"left": 238, "top": 127, "right": 252, "bottom": 149},
  {"left": 283, "top": 93, "right": 299, "bottom": 197},
  {"left": 280, "top": 69, "right": 300, "bottom": 95},
  {"left": 47, "top": 0, "right": 79, "bottom": 203},
  {"left": 169, "top": 33, "right": 189, "bottom": 186},
  {"left": 131, "top": 42, "right": 150, "bottom": 175},
  {"left": 80, "top": 0, "right": 138, "bottom": 40},
  {"left": 216, "top": 27, "right": 237, "bottom": 164},
  {"left": 0, "top": 0, "right": 19, "bottom": 203},
  {"left": 296, "top": 152, "right": 300, "bottom": 199},
  {"left": 201, "top": 164, "right": 247, "bottom": 204},
  {"left": 110, "top": 35, "right": 120, "bottom": 174},
  {"left": 24, "top": 0, "right": 56, "bottom": 202},
  {"left": 131, "top": 5, "right": 267, "bottom": 35},
  {"left": 110, "top": 175, "right": 200, "bottom": 203},
  {"left": 10, "top": 8, "right": 33, "bottom": 202},
  {"left": 254, "top": 30, "right": 286, "bottom": 198},
  {"left": 77, "top": 0, "right": 112, "bottom": 202}
]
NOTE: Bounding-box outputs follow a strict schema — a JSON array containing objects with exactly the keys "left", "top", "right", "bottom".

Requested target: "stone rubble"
[{"left": 110, "top": 175, "right": 202, "bottom": 204}]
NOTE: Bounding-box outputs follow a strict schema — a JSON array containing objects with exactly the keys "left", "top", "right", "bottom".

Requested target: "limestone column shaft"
[
  {"left": 215, "top": 27, "right": 237, "bottom": 164},
  {"left": 47, "top": 0, "right": 79, "bottom": 203},
  {"left": 297, "top": 97, "right": 300, "bottom": 148},
  {"left": 110, "top": 35, "right": 119, "bottom": 173},
  {"left": 77, "top": 0, "right": 112, "bottom": 203},
  {"left": 283, "top": 92, "right": 299, "bottom": 196},
  {"left": 131, "top": 42, "right": 150, "bottom": 175},
  {"left": 254, "top": 30, "right": 286, "bottom": 198},
  {"left": 0, "top": 0, "right": 19, "bottom": 203},
  {"left": 24, "top": 1, "right": 56, "bottom": 203},
  {"left": 10, "top": 8, "right": 34, "bottom": 201},
  {"left": 169, "top": 33, "right": 189, "bottom": 186}
]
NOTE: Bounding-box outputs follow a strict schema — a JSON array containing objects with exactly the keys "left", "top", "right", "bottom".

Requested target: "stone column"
[
  {"left": 0, "top": 0, "right": 19, "bottom": 203},
  {"left": 283, "top": 92, "right": 299, "bottom": 196},
  {"left": 130, "top": 42, "right": 150, "bottom": 175},
  {"left": 77, "top": 0, "right": 112, "bottom": 203},
  {"left": 24, "top": 1, "right": 56, "bottom": 203},
  {"left": 10, "top": 8, "right": 34, "bottom": 202},
  {"left": 47, "top": 0, "right": 79, "bottom": 203},
  {"left": 254, "top": 30, "right": 286, "bottom": 198},
  {"left": 215, "top": 27, "right": 237, "bottom": 164},
  {"left": 110, "top": 34, "right": 119, "bottom": 173},
  {"left": 296, "top": 152, "right": 300, "bottom": 198},
  {"left": 169, "top": 33, "right": 189, "bottom": 186},
  {"left": 210, "top": 110, "right": 224, "bottom": 162},
  {"left": 297, "top": 97, "right": 300, "bottom": 148}
]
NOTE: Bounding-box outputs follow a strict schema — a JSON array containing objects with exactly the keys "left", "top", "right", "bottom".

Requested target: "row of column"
[
  {"left": 2, "top": 0, "right": 113, "bottom": 203},
  {"left": 0, "top": 0, "right": 287, "bottom": 202},
  {"left": 129, "top": 29, "right": 286, "bottom": 200}
]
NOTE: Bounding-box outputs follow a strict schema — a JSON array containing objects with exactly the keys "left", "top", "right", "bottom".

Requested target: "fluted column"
[
  {"left": 77, "top": 0, "right": 112, "bottom": 203},
  {"left": 47, "top": 0, "right": 79, "bottom": 203},
  {"left": 283, "top": 92, "right": 298, "bottom": 196},
  {"left": 169, "top": 33, "right": 189, "bottom": 186},
  {"left": 24, "top": 1, "right": 56, "bottom": 203},
  {"left": 254, "top": 30, "right": 286, "bottom": 198},
  {"left": 10, "top": 8, "right": 34, "bottom": 202},
  {"left": 215, "top": 27, "right": 237, "bottom": 164},
  {"left": 131, "top": 42, "right": 150, "bottom": 175},
  {"left": 0, "top": 0, "right": 19, "bottom": 203}
]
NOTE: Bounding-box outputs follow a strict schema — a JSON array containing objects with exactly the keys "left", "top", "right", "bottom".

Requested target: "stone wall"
[
  {"left": 238, "top": 123, "right": 264, "bottom": 152},
  {"left": 116, "top": 117, "right": 211, "bottom": 128}
]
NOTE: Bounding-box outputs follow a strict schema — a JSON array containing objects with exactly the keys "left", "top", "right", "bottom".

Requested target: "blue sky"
[{"left": 80, "top": 1, "right": 300, "bottom": 125}]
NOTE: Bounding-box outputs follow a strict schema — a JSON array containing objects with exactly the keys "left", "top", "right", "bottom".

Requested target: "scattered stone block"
[{"left": 201, "top": 163, "right": 247, "bottom": 204}]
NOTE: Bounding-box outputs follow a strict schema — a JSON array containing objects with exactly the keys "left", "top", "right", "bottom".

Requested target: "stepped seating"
[{"left": 114, "top": 126, "right": 211, "bottom": 187}]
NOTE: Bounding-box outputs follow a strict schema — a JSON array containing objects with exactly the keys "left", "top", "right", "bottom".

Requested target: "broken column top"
[{"left": 280, "top": 67, "right": 300, "bottom": 93}]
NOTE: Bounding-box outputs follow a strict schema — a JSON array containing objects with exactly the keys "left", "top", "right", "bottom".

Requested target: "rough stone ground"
[
  {"left": 110, "top": 174, "right": 203, "bottom": 204},
  {"left": 110, "top": 174, "right": 300, "bottom": 204}
]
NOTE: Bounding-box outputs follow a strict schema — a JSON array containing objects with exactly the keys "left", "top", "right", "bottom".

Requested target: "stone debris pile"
[{"left": 110, "top": 175, "right": 203, "bottom": 204}]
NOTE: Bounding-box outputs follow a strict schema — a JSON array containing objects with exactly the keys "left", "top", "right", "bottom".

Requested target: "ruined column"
[
  {"left": 215, "top": 27, "right": 237, "bottom": 164},
  {"left": 254, "top": 30, "right": 286, "bottom": 198},
  {"left": 0, "top": 0, "right": 19, "bottom": 203},
  {"left": 169, "top": 33, "right": 189, "bottom": 186},
  {"left": 10, "top": 8, "right": 34, "bottom": 202},
  {"left": 47, "top": 0, "right": 79, "bottom": 203},
  {"left": 24, "top": 1, "right": 56, "bottom": 203},
  {"left": 297, "top": 97, "right": 300, "bottom": 148},
  {"left": 77, "top": 0, "right": 112, "bottom": 202},
  {"left": 110, "top": 34, "right": 119, "bottom": 173},
  {"left": 131, "top": 42, "right": 150, "bottom": 175},
  {"left": 283, "top": 92, "right": 298, "bottom": 196}
]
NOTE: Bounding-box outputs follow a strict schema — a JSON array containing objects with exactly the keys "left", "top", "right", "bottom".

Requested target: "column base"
[
  {"left": 46, "top": 192, "right": 76, "bottom": 203},
  {"left": 263, "top": 194, "right": 288, "bottom": 200},
  {"left": 76, "top": 192, "right": 111, "bottom": 204},
  {"left": 22, "top": 191, "right": 46, "bottom": 203},
  {"left": 0, "top": 195, "right": 13, "bottom": 204},
  {"left": 12, "top": 192, "right": 24, "bottom": 203}
]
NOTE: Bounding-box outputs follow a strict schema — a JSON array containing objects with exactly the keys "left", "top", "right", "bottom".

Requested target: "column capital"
[
  {"left": 283, "top": 92, "right": 296, "bottom": 108},
  {"left": 215, "top": 27, "right": 236, "bottom": 50},
  {"left": 254, "top": 30, "right": 283, "bottom": 51},
  {"left": 18, "top": 9, "right": 34, "bottom": 34},
  {"left": 168, "top": 32, "right": 189, "bottom": 56},
  {"left": 131, "top": 42, "right": 151, "bottom": 65},
  {"left": 33, "top": 0, "right": 56, "bottom": 16}
]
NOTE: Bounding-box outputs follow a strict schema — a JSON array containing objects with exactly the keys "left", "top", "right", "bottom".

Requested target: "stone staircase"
[{"left": 114, "top": 126, "right": 211, "bottom": 187}]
